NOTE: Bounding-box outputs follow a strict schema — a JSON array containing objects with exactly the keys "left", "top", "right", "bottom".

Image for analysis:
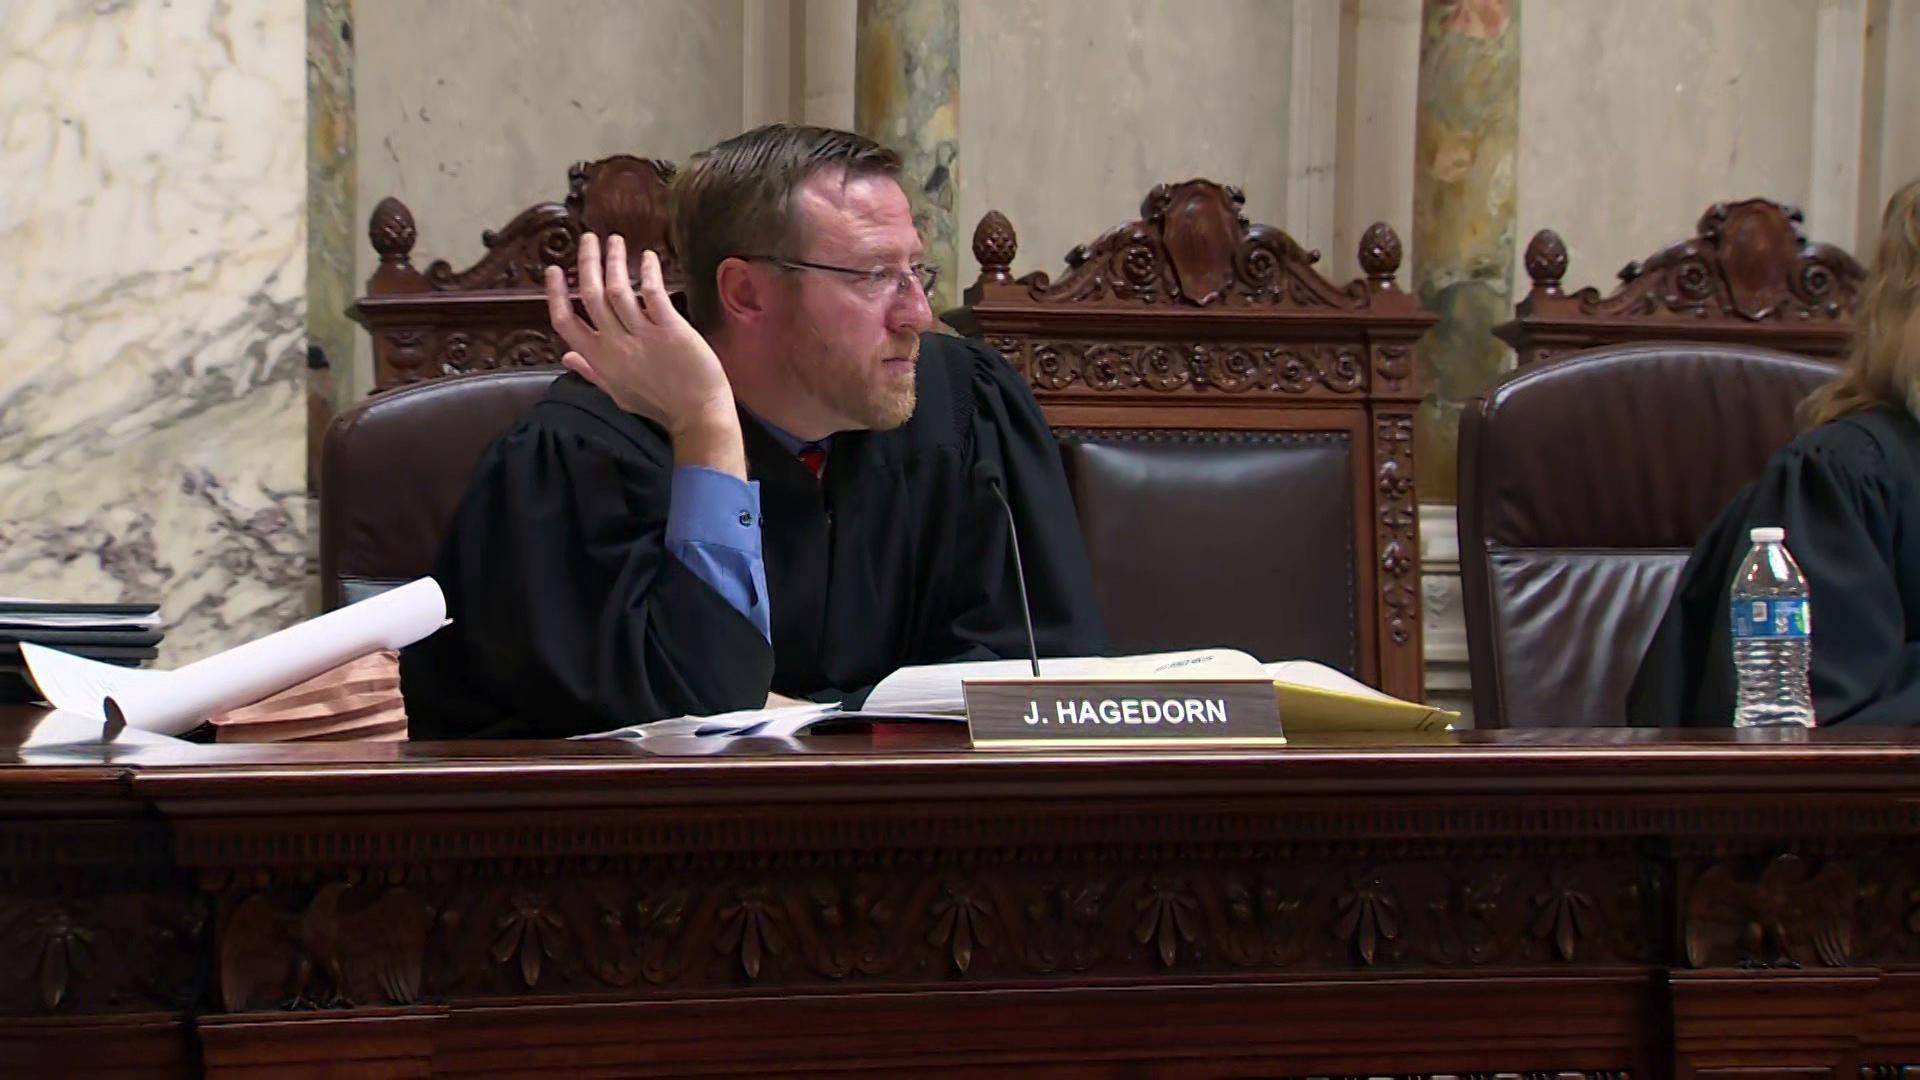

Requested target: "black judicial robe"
[
  {"left": 402, "top": 333, "right": 1107, "bottom": 739},
  {"left": 1628, "top": 406, "right": 1920, "bottom": 728}
]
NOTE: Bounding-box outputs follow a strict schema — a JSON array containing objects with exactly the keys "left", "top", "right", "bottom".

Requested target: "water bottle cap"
[{"left": 1750, "top": 526, "right": 1786, "bottom": 543}]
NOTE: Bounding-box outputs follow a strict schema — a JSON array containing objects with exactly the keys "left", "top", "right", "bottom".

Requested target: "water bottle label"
[{"left": 1730, "top": 597, "right": 1811, "bottom": 639}]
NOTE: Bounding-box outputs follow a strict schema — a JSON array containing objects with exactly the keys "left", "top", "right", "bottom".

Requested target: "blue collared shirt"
[{"left": 663, "top": 418, "right": 829, "bottom": 643}]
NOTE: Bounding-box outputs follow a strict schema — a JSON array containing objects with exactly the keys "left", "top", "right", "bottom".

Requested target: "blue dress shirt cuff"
[{"left": 665, "top": 465, "right": 770, "bottom": 641}]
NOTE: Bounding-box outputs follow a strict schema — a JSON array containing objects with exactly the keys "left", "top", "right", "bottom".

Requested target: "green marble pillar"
[
  {"left": 854, "top": 0, "right": 959, "bottom": 313},
  {"left": 306, "top": 0, "right": 355, "bottom": 419},
  {"left": 305, "top": 0, "right": 354, "bottom": 612},
  {"left": 1412, "top": 0, "right": 1520, "bottom": 502}
]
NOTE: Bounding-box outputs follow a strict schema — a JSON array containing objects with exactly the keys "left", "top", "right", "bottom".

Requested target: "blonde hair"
[{"left": 1804, "top": 177, "right": 1920, "bottom": 426}]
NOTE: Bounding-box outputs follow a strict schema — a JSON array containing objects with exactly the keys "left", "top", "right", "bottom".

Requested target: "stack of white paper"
[
  {"left": 0, "top": 599, "right": 162, "bottom": 632},
  {"left": 581, "top": 701, "right": 845, "bottom": 741}
]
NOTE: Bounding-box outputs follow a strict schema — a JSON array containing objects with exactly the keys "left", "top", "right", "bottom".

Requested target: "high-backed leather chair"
[
  {"left": 957, "top": 182, "right": 1436, "bottom": 700},
  {"left": 1458, "top": 342, "right": 1834, "bottom": 728},
  {"left": 319, "top": 370, "right": 558, "bottom": 609}
]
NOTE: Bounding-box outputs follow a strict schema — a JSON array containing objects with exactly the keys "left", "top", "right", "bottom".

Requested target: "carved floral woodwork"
[
  {"left": 204, "top": 845, "right": 1662, "bottom": 1008},
  {"left": 354, "top": 155, "right": 679, "bottom": 389},
  {"left": 1498, "top": 199, "right": 1866, "bottom": 364},
  {"left": 0, "top": 817, "right": 204, "bottom": 1016},
  {"left": 0, "top": 888, "right": 204, "bottom": 1015},
  {"left": 961, "top": 179, "right": 1437, "bottom": 704},
  {"left": 180, "top": 810, "right": 1920, "bottom": 1014},
  {"left": 1376, "top": 411, "right": 1420, "bottom": 650},
  {"left": 377, "top": 324, "right": 562, "bottom": 386},
  {"left": 80, "top": 768, "right": 1907, "bottom": 1019},
  {"left": 999, "top": 339, "right": 1370, "bottom": 396},
  {"left": 8, "top": 732, "right": 1920, "bottom": 1074}
]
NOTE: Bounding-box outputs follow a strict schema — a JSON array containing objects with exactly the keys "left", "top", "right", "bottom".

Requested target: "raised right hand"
[{"left": 545, "top": 234, "right": 739, "bottom": 450}]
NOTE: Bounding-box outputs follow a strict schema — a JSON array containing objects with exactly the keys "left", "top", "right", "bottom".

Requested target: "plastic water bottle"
[{"left": 1729, "top": 526, "right": 1815, "bottom": 728}]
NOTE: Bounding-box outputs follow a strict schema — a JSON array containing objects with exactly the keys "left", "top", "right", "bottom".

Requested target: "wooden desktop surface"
[{"left": 3, "top": 704, "right": 1919, "bottom": 1077}]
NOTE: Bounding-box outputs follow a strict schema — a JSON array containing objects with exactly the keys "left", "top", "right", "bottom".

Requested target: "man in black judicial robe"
[{"left": 402, "top": 125, "right": 1105, "bottom": 739}]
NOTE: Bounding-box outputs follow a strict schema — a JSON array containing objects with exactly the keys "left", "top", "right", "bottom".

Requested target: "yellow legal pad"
[{"left": 1266, "top": 660, "right": 1458, "bottom": 733}]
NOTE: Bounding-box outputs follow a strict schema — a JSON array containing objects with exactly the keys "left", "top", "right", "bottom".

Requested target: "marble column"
[
  {"left": 0, "top": 0, "right": 309, "bottom": 663},
  {"left": 854, "top": 0, "right": 959, "bottom": 313},
  {"left": 307, "top": 0, "right": 354, "bottom": 615},
  {"left": 308, "top": 0, "right": 355, "bottom": 422},
  {"left": 1411, "top": 0, "right": 1520, "bottom": 502}
]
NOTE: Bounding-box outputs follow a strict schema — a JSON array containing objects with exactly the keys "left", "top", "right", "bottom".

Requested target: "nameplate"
[{"left": 962, "top": 678, "right": 1285, "bottom": 749}]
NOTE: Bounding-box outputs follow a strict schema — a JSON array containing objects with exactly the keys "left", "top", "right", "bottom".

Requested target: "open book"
[
  {"left": 864, "top": 649, "right": 1456, "bottom": 733},
  {"left": 586, "top": 649, "right": 1455, "bottom": 741}
]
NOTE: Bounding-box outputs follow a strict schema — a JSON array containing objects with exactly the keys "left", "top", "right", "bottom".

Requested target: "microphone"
[{"left": 973, "top": 460, "right": 1043, "bottom": 678}]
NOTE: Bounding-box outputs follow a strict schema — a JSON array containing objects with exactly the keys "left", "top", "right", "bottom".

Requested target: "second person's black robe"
[{"left": 1628, "top": 405, "right": 1920, "bottom": 728}]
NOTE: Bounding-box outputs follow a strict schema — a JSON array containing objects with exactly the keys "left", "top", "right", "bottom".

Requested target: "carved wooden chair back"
[
  {"left": 957, "top": 181, "right": 1437, "bottom": 700},
  {"left": 352, "top": 155, "right": 680, "bottom": 391},
  {"left": 1496, "top": 199, "right": 1864, "bottom": 365}
]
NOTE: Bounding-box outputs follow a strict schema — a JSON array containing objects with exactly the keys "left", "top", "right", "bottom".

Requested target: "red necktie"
[{"left": 797, "top": 445, "right": 827, "bottom": 480}]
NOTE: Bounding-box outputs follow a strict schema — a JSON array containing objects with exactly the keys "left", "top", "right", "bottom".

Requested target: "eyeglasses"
[{"left": 736, "top": 255, "right": 939, "bottom": 300}]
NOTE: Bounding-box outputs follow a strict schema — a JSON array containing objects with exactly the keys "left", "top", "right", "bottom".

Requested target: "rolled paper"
[{"left": 100, "top": 578, "right": 446, "bottom": 737}]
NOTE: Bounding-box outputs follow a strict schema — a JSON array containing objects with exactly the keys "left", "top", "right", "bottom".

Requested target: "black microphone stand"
[{"left": 976, "top": 464, "right": 1043, "bottom": 678}]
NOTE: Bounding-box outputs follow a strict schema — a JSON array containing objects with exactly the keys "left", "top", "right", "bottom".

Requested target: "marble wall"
[
  {"left": 350, "top": 0, "right": 754, "bottom": 399},
  {"left": 344, "top": 0, "right": 1316, "bottom": 373},
  {"left": 0, "top": 1, "right": 308, "bottom": 665},
  {"left": 309, "top": 0, "right": 355, "bottom": 419},
  {"left": 1322, "top": 0, "right": 1910, "bottom": 304},
  {"left": 801, "top": 0, "right": 860, "bottom": 127},
  {"left": 1343, "top": 0, "right": 1902, "bottom": 506},
  {"left": 1410, "top": 0, "right": 1519, "bottom": 506},
  {"left": 360, "top": 0, "right": 1880, "bottom": 398},
  {"left": 956, "top": 0, "right": 1298, "bottom": 284},
  {"left": 1516, "top": 0, "right": 1825, "bottom": 295},
  {"left": 1867, "top": 0, "right": 1920, "bottom": 251},
  {"left": 855, "top": 0, "right": 961, "bottom": 312},
  {"left": 1332, "top": 0, "right": 1420, "bottom": 284}
]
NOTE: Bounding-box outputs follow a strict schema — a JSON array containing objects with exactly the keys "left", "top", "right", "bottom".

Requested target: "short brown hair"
[{"left": 671, "top": 124, "right": 901, "bottom": 331}]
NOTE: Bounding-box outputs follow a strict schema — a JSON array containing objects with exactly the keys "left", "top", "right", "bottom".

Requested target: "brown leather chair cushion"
[
  {"left": 1059, "top": 429, "right": 1357, "bottom": 672},
  {"left": 319, "top": 370, "right": 559, "bottom": 609},
  {"left": 1459, "top": 342, "right": 1835, "bottom": 728}
]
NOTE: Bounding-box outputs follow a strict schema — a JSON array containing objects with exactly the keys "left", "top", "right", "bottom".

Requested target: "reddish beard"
[{"left": 792, "top": 319, "right": 920, "bottom": 431}]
